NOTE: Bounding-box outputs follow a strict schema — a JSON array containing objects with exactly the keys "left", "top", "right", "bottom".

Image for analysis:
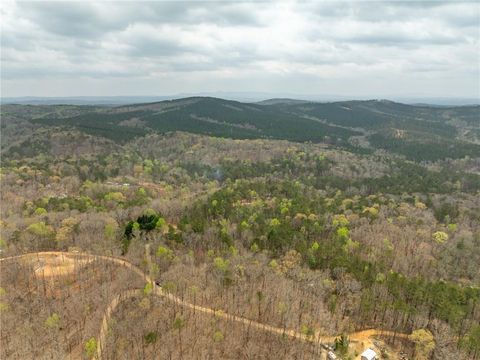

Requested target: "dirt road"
[{"left": 0, "top": 251, "right": 410, "bottom": 359}]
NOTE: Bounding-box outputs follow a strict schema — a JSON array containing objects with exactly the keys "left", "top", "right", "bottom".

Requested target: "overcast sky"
[{"left": 1, "top": 0, "right": 479, "bottom": 99}]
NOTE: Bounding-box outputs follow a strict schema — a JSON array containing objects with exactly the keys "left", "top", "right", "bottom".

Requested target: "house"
[{"left": 361, "top": 348, "right": 377, "bottom": 360}]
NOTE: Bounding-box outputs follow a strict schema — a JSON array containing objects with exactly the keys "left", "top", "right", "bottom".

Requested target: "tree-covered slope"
[{"left": 2, "top": 97, "right": 479, "bottom": 161}]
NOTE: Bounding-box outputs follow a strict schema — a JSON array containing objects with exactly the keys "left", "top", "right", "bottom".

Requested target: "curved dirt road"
[{"left": 0, "top": 252, "right": 410, "bottom": 359}]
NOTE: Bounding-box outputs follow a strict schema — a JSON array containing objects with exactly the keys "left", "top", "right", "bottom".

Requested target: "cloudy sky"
[{"left": 1, "top": 0, "right": 479, "bottom": 99}]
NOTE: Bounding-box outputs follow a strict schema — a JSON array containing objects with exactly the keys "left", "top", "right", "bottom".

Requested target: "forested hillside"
[
  {"left": 2, "top": 97, "right": 479, "bottom": 161},
  {"left": 0, "top": 101, "right": 479, "bottom": 360}
]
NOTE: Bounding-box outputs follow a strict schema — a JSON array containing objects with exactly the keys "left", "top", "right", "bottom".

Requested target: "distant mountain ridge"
[
  {"left": 256, "top": 98, "right": 311, "bottom": 105},
  {"left": 2, "top": 94, "right": 479, "bottom": 106},
  {"left": 2, "top": 96, "right": 479, "bottom": 161}
]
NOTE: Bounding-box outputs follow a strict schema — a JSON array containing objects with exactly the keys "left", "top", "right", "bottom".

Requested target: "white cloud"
[{"left": 1, "top": 0, "right": 479, "bottom": 98}]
